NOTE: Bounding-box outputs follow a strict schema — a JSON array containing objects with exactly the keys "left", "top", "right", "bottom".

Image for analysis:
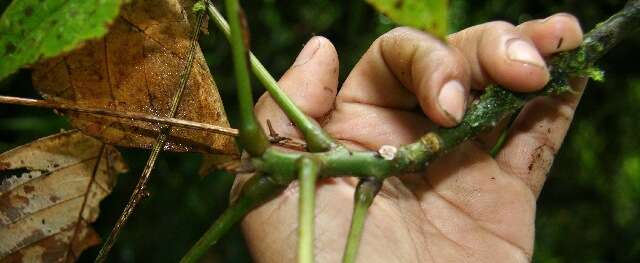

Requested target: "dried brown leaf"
[
  {"left": 0, "top": 130, "right": 127, "bottom": 263},
  {"left": 32, "top": 0, "right": 237, "bottom": 155}
]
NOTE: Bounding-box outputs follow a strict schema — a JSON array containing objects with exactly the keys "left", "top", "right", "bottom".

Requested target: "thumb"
[{"left": 255, "top": 36, "right": 340, "bottom": 139}]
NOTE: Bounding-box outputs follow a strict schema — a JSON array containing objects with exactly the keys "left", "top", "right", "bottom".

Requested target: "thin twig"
[
  {"left": 0, "top": 95, "right": 307, "bottom": 150},
  {"left": 95, "top": 7, "right": 207, "bottom": 263},
  {"left": 64, "top": 144, "right": 106, "bottom": 263},
  {"left": 95, "top": 133, "right": 166, "bottom": 263},
  {"left": 266, "top": 119, "right": 308, "bottom": 151},
  {"left": 0, "top": 95, "right": 238, "bottom": 136}
]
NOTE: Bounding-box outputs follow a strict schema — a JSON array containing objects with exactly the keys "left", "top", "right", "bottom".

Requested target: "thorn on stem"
[
  {"left": 267, "top": 119, "right": 289, "bottom": 144},
  {"left": 266, "top": 119, "right": 307, "bottom": 151}
]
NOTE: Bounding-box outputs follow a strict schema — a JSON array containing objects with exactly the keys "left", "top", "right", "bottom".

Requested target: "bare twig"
[
  {"left": 64, "top": 144, "right": 106, "bottom": 263},
  {"left": 266, "top": 119, "right": 307, "bottom": 151},
  {"left": 0, "top": 95, "right": 307, "bottom": 151},
  {"left": 0, "top": 95, "right": 238, "bottom": 136}
]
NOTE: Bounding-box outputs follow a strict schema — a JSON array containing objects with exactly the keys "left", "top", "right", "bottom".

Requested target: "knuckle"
[
  {"left": 387, "top": 26, "right": 422, "bottom": 36},
  {"left": 450, "top": 47, "right": 471, "bottom": 75},
  {"left": 484, "top": 20, "right": 516, "bottom": 32},
  {"left": 551, "top": 12, "right": 579, "bottom": 23},
  {"left": 382, "top": 26, "right": 441, "bottom": 44},
  {"left": 381, "top": 27, "right": 417, "bottom": 44},
  {"left": 479, "top": 21, "right": 519, "bottom": 47}
]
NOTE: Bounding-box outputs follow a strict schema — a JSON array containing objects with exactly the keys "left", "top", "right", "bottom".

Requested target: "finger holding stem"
[
  {"left": 297, "top": 157, "right": 321, "bottom": 263},
  {"left": 184, "top": 2, "right": 640, "bottom": 263},
  {"left": 342, "top": 178, "right": 382, "bottom": 263}
]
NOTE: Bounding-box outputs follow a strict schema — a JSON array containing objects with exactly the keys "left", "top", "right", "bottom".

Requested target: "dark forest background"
[{"left": 1, "top": 0, "right": 639, "bottom": 262}]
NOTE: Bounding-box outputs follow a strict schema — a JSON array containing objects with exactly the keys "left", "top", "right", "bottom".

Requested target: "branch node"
[{"left": 420, "top": 132, "right": 441, "bottom": 153}]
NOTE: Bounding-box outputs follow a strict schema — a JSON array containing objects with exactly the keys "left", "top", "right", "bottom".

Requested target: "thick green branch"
[
  {"left": 342, "top": 179, "right": 382, "bottom": 263},
  {"left": 224, "top": 0, "right": 269, "bottom": 156},
  {"left": 180, "top": 174, "right": 284, "bottom": 263},
  {"left": 206, "top": 1, "right": 336, "bottom": 152}
]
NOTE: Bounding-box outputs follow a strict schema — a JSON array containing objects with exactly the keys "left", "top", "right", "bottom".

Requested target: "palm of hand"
[{"left": 239, "top": 14, "right": 586, "bottom": 263}]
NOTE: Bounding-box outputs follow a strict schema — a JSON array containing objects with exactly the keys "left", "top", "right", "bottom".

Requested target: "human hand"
[{"left": 240, "top": 13, "right": 584, "bottom": 263}]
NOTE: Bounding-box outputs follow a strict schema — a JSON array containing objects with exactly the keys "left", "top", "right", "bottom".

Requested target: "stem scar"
[{"left": 420, "top": 132, "right": 441, "bottom": 153}]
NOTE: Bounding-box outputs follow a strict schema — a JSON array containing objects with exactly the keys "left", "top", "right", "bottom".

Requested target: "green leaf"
[
  {"left": 366, "top": 0, "right": 448, "bottom": 38},
  {"left": 0, "top": 0, "right": 125, "bottom": 81}
]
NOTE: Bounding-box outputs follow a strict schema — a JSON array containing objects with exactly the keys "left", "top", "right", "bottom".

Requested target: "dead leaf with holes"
[
  {"left": 32, "top": 0, "right": 237, "bottom": 155},
  {"left": 0, "top": 130, "right": 127, "bottom": 263}
]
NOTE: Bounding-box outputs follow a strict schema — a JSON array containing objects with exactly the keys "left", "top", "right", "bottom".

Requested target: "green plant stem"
[
  {"left": 297, "top": 157, "right": 320, "bottom": 263},
  {"left": 224, "top": 0, "right": 269, "bottom": 156},
  {"left": 489, "top": 114, "right": 517, "bottom": 157},
  {"left": 206, "top": 1, "right": 336, "bottom": 152},
  {"left": 489, "top": 126, "right": 510, "bottom": 157},
  {"left": 180, "top": 174, "right": 284, "bottom": 263},
  {"left": 342, "top": 179, "right": 382, "bottom": 263}
]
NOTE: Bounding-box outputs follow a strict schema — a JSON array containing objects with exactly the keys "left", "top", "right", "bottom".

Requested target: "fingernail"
[
  {"left": 506, "top": 39, "right": 546, "bottom": 68},
  {"left": 293, "top": 37, "right": 320, "bottom": 67},
  {"left": 438, "top": 80, "right": 466, "bottom": 123}
]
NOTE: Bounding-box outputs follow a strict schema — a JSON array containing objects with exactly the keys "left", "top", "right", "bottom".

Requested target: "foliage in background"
[
  {"left": 0, "top": 0, "right": 124, "bottom": 80},
  {"left": 366, "top": 0, "right": 448, "bottom": 37},
  {"left": 0, "top": 0, "right": 639, "bottom": 262}
]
